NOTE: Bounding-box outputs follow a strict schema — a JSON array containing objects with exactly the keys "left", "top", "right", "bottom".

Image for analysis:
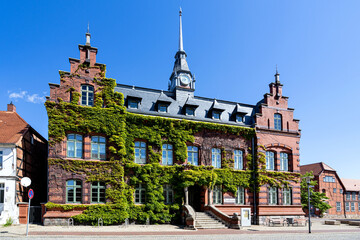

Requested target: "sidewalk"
[{"left": 0, "top": 219, "right": 359, "bottom": 238}]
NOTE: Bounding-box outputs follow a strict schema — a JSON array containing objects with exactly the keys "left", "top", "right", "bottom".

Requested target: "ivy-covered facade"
[{"left": 43, "top": 11, "right": 304, "bottom": 226}]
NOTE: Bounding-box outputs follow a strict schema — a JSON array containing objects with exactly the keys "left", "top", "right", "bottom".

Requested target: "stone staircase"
[{"left": 195, "top": 212, "right": 227, "bottom": 229}]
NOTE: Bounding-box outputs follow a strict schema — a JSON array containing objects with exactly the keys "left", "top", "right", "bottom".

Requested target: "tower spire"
[
  {"left": 85, "top": 23, "right": 91, "bottom": 46},
  {"left": 179, "top": 7, "right": 183, "bottom": 51},
  {"left": 274, "top": 64, "right": 280, "bottom": 84}
]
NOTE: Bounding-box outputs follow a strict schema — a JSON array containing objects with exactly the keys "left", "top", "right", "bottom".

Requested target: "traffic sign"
[{"left": 28, "top": 189, "right": 34, "bottom": 199}]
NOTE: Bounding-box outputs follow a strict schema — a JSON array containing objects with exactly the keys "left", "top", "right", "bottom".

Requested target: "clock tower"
[{"left": 169, "top": 8, "right": 195, "bottom": 93}]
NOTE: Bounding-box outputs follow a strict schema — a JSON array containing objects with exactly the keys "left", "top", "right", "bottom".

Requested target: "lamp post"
[{"left": 302, "top": 176, "right": 313, "bottom": 234}]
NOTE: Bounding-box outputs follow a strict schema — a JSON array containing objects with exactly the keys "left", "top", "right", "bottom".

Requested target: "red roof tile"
[
  {"left": 0, "top": 111, "right": 29, "bottom": 144},
  {"left": 300, "top": 162, "right": 336, "bottom": 176}
]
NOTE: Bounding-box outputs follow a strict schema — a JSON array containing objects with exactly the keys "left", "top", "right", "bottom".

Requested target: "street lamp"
[{"left": 302, "top": 176, "right": 313, "bottom": 234}]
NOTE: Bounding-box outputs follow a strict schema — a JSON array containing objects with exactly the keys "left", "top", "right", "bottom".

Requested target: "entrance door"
[
  {"left": 241, "top": 208, "right": 251, "bottom": 226},
  {"left": 188, "top": 185, "right": 202, "bottom": 211}
]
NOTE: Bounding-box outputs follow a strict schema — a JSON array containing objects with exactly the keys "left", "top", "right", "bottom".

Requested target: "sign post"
[{"left": 26, "top": 189, "right": 34, "bottom": 237}]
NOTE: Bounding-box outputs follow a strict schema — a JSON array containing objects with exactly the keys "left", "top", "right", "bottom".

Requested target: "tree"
[{"left": 301, "top": 172, "right": 331, "bottom": 217}]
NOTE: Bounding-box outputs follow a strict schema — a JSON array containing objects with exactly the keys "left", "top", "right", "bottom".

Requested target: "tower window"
[
  {"left": 81, "top": 85, "right": 94, "bottom": 106},
  {"left": 274, "top": 113, "right": 282, "bottom": 130}
]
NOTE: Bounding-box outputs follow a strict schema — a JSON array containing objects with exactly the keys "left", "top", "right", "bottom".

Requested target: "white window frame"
[
  {"left": 269, "top": 187, "right": 277, "bottom": 205},
  {"left": 212, "top": 148, "right": 221, "bottom": 168},
  {"left": 213, "top": 185, "right": 222, "bottom": 204},
  {"left": 345, "top": 202, "right": 350, "bottom": 212},
  {"left": 280, "top": 152, "right": 288, "bottom": 171},
  {"left": 266, "top": 151, "right": 275, "bottom": 170},
  {"left": 134, "top": 141, "right": 147, "bottom": 164},
  {"left": 351, "top": 202, "right": 355, "bottom": 212},
  {"left": 336, "top": 202, "right": 341, "bottom": 212},
  {"left": 234, "top": 150, "right": 243, "bottom": 170},
  {"left": 187, "top": 146, "right": 198, "bottom": 166},
  {"left": 163, "top": 184, "right": 174, "bottom": 204},
  {"left": 236, "top": 186, "right": 245, "bottom": 205},
  {"left": 81, "top": 85, "right": 94, "bottom": 106},
  {"left": 135, "top": 184, "right": 146, "bottom": 204},
  {"left": 162, "top": 144, "right": 173, "bottom": 165},
  {"left": 283, "top": 188, "right": 292, "bottom": 205}
]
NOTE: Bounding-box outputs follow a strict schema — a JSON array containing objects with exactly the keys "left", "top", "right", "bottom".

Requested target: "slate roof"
[
  {"left": 0, "top": 111, "right": 29, "bottom": 144},
  {"left": 341, "top": 179, "right": 360, "bottom": 192},
  {"left": 116, "top": 84, "right": 255, "bottom": 127},
  {"left": 300, "top": 162, "right": 336, "bottom": 176}
]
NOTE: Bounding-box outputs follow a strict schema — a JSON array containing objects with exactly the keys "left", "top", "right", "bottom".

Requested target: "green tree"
[{"left": 301, "top": 172, "right": 331, "bottom": 217}]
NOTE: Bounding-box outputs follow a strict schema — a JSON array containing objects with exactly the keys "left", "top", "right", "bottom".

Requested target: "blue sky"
[{"left": 1, "top": 1, "right": 359, "bottom": 179}]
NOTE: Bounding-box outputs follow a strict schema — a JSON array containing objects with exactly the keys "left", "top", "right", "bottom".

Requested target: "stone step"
[{"left": 194, "top": 211, "right": 227, "bottom": 229}]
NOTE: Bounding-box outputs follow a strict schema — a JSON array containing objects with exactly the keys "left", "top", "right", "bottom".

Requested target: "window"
[
  {"left": 351, "top": 202, "right": 355, "bottom": 212},
  {"left": 269, "top": 187, "right": 277, "bottom": 205},
  {"left": 345, "top": 202, "right": 350, "bottom": 212},
  {"left": 346, "top": 192, "right": 350, "bottom": 200},
  {"left": 213, "top": 185, "right": 222, "bottom": 204},
  {"left": 323, "top": 176, "right": 335, "bottom": 183},
  {"left": 66, "top": 180, "right": 82, "bottom": 203},
  {"left": 91, "top": 136, "right": 106, "bottom": 160},
  {"left": 212, "top": 111, "right": 221, "bottom": 120},
  {"left": 187, "top": 146, "right": 198, "bottom": 166},
  {"left": 280, "top": 152, "right": 288, "bottom": 171},
  {"left": 236, "top": 187, "right": 245, "bottom": 205},
  {"left": 212, "top": 148, "right": 221, "bottom": 168},
  {"left": 333, "top": 188, "right": 336, "bottom": 193},
  {"left": 340, "top": 189, "right": 343, "bottom": 194},
  {"left": 135, "top": 184, "right": 146, "bottom": 204},
  {"left": 234, "top": 150, "right": 243, "bottom": 170},
  {"left": 163, "top": 184, "right": 174, "bottom": 204},
  {"left": 336, "top": 202, "right": 341, "bottom": 212},
  {"left": 274, "top": 113, "right": 282, "bottom": 130},
  {"left": 162, "top": 144, "right": 173, "bottom": 165},
  {"left": 266, "top": 151, "right": 275, "bottom": 170},
  {"left": 128, "top": 99, "right": 139, "bottom": 109},
  {"left": 352, "top": 192, "right": 356, "bottom": 201},
  {"left": 158, "top": 104, "right": 168, "bottom": 113},
  {"left": 0, "top": 183, "right": 4, "bottom": 212},
  {"left": 91, "top": 182, "right": 106, "bottom": 203},
  {"left": 236, "top": 114, "right": 243, "bottom": 123},
  {"left": 81, "top": 85, "right": 94, "bottom": 106},
  {"left": 359, "top": 202, "right": 360, "bottom": 212},
  {"left": 186, "top": 107, "right": 195, "bottom": 116},
  {"left": 134, "top": 141, "right": 146, "bottom": 164},
  {"left": 67, "top": 134, "right": 83, "bottom": 158},
  {"left": 283, "top": 188, "right": 292, "bottom": 205},
  {"left": 0, "top": 151, "right": 3, "bottom": 169}
]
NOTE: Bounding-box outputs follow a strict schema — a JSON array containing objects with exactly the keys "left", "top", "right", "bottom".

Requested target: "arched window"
[
  {"left": 67, "top": 134, "right": 83, "bottom": 158},
  {"left": 274, "top": 113, "right": 282, "bottom": 130},
  {"left": 266, "top": 151, "right": 275, "bottom": 170},
  {"left": 280, "top": 152, "right": 288, "bottom": 171},
  {"left": 234, "top": 150, "right": 243, "bottom": 170},
  {"left": 66, "top": 180, "right": 82, "bottom": 203},
  {"left": 91, "top": 136, "right": 106, "bottom": 160},
  {"left": 91, "top": 182, "right": 106, "bottom": 203},
  {"left": 81, "top": 85, "right": 94, "bottom": 106}
]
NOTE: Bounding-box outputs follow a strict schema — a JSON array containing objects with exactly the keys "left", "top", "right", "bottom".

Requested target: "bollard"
[
  {"left": 98, "top": 218, "right": 103, "bottom": 227},
  {"left": 125, "top": 218, "right": 129, "bottom": 228},
  {"left": 146, "top": 217, "right": 150, "bottom": 226}
]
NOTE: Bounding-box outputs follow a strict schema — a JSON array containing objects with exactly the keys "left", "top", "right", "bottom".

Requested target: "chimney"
[{"left": 7, "top": 102, "right": 16, "bottom": 112}]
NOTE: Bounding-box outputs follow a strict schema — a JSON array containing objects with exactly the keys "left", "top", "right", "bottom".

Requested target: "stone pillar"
[
  {"left": 184, "top": 187, "right": 189, "bottom": 205},
  {"left": 208, "top": 187, "right": 212, "bottom": 206}
]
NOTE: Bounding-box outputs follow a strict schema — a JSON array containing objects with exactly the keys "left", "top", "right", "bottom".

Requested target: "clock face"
[{"left": 180, "top": 75, "right": 191, "bottom": 86}]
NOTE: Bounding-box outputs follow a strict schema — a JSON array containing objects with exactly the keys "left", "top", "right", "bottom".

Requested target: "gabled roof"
[
  {"left": 341, "top": 179, "right": 360, "bottom": 192},
  {"left": 300, "top": 162, "right": 336, "bottom": 176},
  {"left": 0, "top": 111, "right": 29, "bottom": 144}
]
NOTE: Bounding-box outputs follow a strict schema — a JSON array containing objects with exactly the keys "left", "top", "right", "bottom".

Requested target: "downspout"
[{"left": 252, "top": 137, "right": 257, "bottom": 225}]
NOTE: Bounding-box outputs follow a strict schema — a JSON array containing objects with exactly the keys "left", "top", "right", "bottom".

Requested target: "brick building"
[
  {"left": 0, "top": 103, "right": 47, "bottom": 224},
  {"left": 43, "top": 10, "right": 304, "bottom": 227},
  {"left": 342, "top": 179, "right": 360, "bottom": 218}
]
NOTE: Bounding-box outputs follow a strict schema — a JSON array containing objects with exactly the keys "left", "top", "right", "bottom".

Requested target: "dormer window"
[
  {"left": 158, "top": 104, "right": 168, "bottom": 113},
  {"left": 128, "top": 99, "right": 140, "bottom": 109},
  {"left": 236, "top": 114, "right": 244, "bottom": 123},
  {"left": 185, "top": 107, "right": 195, "bottom": 116},
  {"left": 212, "top": 111, "right": 221, "bottom": 120},
  {"left": 81, "top": 85, "right": 94, "bottom": 106}
]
